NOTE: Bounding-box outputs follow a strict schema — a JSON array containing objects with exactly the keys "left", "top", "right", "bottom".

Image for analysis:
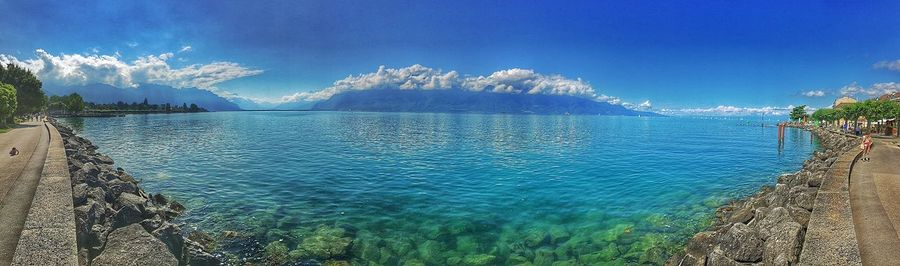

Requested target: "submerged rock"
[
  {"left": 462, "top": 254, "right": 497, "bottom": 266},
  {"left": 297, "top": 225, "right": 353, "bottom": 259}
]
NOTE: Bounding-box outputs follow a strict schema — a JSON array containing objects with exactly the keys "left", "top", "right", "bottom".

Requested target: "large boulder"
[
  {"left": 718, "top": 223, "right": 763, "bottom": 263},
  {"left": 152, "top": 223, "right": 185, "bottom": 259},
  {"left": 113, "top": 204, "right": 145, "bottom": 228},
  {"left": 72, "top": 183, "right": 89, "bottom": 206},
  {"left": 763, "top": 221, "right": 803, "bottom": 266},
  {"left": 116, "top": 192, "right": 148, "bottom": 208},
  {"left": 92, "top": 224, "right": 178, "bottom": 266},
  {"left": 753, "top": 207, "right": 793, "bottom": 239}
]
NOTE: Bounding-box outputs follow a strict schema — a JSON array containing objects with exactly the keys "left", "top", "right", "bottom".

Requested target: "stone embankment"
[
  {"left": 667, "top": 124, "right": 862, "bottom": 266},
  {"left": 52, "top": 121, "right": 220, "bottom": 265}
]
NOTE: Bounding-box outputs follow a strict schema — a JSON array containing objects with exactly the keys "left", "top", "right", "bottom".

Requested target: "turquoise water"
[{"left": 61, "top": 112, "right": 818, "bottom": 265}]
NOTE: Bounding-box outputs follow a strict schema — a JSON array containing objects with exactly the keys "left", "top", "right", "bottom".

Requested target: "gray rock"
[
  {"left": 72, "top": 183, "right": 89, "bottom": 206},
  {"left": 74, "top": 200, "right": 105, "bottom": 248},
  {"left": 763, "top": 221, "right": 802, "bottom": 266},
  {"left": 113, "top": 204, "right": 145, "bottom": 228},
  {"left": 707, "top": 247, "right": 753, "bottom": 266},
  {"left": 728, "top": 206, "right": 755, "bottom": 224},
  {"left": 684, "top": 231, "right": 718, "bottom": 259},
  {"left": 766, "top": 184, "right": 790, "bottom": 208},
  {"left": 807, "top": 177, "right": 822, "bottom": 187},
  {"left": 795, "top": 189, "right": 816, "bottom": 211},
  {"left": 152, "top": 223, "right": 185, "bottom": 259},
  {"left": 787, "top": 204, "right": 810, "bottom": 226},
  {"left": 108, "top": 179, "right": 138, "bottom": 197},
  {"left": 92, "top": 224, "right": 178, "bottom": 266},
  {"left": 87, "top": 187, "right": 107, "bottom": 203},
  {"left": 94, "top": 155, "right": 115, "bottom": 165},
  {"left": 184, "top": 239, "right": 221, "bottom": 266},
  {"left": 140, "top": 215, "right": 165, "bottom": 232},
  {"left": 753, "top": 207, "right": 793, "bottom": 239},
  {"left": 81, "top": 162, "right": 100, "bottom": 177},
  {"left": 116, "top": 192, "right": 148, "bottom": 208},
  {"left": 718, "top": 223, "right": 763, "bottom": 262},
  {"left": 153, "top": 194, "right": 169, "bottom": 205}
]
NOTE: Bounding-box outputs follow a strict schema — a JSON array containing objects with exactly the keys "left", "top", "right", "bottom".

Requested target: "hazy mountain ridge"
[
  {"left": 310, "top": 89, "right": 660, "bottom": 116},
  {"left": 44, "top": 83, "right": 242, "bottom": 111}
]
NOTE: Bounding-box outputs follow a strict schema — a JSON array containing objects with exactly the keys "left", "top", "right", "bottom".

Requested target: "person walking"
[{"left": 862, "top": 134, "right": 873, "bottom": 161}]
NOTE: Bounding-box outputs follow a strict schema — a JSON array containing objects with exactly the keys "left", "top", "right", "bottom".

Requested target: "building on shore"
[
  {"left": 832, "top": 96, "right": 858, "bottom": 108},
  {"left": 877, "top": 92, "right": 900, "bottom": 102},
  {"left": 833, "top": 96, "right": 859, "bottom": 130}
]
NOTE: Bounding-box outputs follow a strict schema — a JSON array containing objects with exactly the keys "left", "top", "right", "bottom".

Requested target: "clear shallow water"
[{"left": 61, "top": 112, "right": 818, "bottom": 265}]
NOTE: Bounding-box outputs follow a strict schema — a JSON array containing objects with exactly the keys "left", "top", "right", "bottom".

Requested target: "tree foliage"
[
  {"left": 48, "top": 93, "right": 85, "bottom": 113},
  {"left": 0, "top": 64, "right": 45, "bottom": 114},
  {"left": 0, "top": 82, "right": 16, "bottom": 126},
  {"left": 789, "top": 105, "right": 807, "bottom": 121},
  {"left": 812, "top": 100, "right": 900, "bottom": 132},
  {"left": 65, "top": 93, "right": 85, "bottom": 113}
]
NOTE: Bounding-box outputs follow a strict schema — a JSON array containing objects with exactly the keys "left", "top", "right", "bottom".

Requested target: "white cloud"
[
  {"left": 802, "top": 90, "right": 825, "bottom": 97},
  {"left": 0, "top": 49, "right": 262, "bottom": 90},
  {"left": 659, "top": 105, "right": 798, "bottom": 116},
  {"left": 839, "top": 82, "right": 899, "bottom": 97},
  {"left": 874, "top": 59, "right": 900, "bottom": 72},
  {"left": 126, "top": 42, "right": 139, "bottom": 48},
  {"left": 179, "top": 46, "right": 192, "bottom": 53},
  {"left": 280, "top": 64, "right": 619, "bottom": 104},
  {"left": 639, "top": 100, "right": 652, "bottom": 109}
]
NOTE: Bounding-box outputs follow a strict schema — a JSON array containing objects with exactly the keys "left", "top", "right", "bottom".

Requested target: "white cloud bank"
[
  {"left": 839, "top": 82, "right": 899, "bottom": 97},
  {"left": 0, "top": 49, "right": 262, "bottom": 90},
  {"left": 280, "top": 64, "right": 624, "bottom": 105},
  {"left": 659, "top": 105, "right": 799, "bottom": 116},
  {"left": 874, "top": 59, "right": 900, "bottom": 72}
]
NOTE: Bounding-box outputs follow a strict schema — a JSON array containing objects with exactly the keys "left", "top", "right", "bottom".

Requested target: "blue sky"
[{"left": 1, "top": 0, "right": 898, "bottom": 113}]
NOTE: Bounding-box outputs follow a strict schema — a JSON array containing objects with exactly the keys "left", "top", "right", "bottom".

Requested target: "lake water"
[{"left": 60, "top": 112, "right": 818, "bottom": 265}]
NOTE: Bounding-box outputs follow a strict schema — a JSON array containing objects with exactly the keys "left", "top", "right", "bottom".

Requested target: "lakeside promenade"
[
  {"left": 850, "top": 138, "right": 900, "bottom": 265},
  {"left": 0, "top": 121, "right": 50, "bottom": 265}
]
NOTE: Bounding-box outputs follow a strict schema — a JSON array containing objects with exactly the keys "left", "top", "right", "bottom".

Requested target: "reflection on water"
[{"left": 60, "top": 112, "right": 819, "bottom": 265}]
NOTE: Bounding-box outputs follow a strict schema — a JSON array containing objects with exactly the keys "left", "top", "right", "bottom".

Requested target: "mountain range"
[
  {"left": 44, "top": 83, "right": 659, "bottom": 116},
  {"left": 310, "top": 89, "right": 659, "bottom": 116}
]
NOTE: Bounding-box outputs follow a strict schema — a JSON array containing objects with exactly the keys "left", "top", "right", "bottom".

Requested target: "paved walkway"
[
  {"left": 850, "top": 139, "right": 900, "bottom": 266},
  {"left": 0, "top": 121, "right": 49, "bottom": 265}
]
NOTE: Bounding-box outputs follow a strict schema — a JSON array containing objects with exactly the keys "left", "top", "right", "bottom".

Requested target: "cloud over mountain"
[
  {"left": 280, "top": 64, "right": 623, "bottom": 105},
  {"left": 0, "top": 49, "right": 262, "bottom": 90}
]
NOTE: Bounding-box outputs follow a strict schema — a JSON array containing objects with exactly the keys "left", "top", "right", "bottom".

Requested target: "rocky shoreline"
[
  {"left": 53, "top": 120, "right": 220, "bottom": 266},
  {"left": 667, "top": 124, "right": 862, "bottom": 265}
]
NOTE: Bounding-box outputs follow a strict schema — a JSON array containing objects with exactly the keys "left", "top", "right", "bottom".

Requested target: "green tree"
[
  {"left": 789, "top": 105, "right": 807, "bottom": 121},
  {"left": 0, "top": 82, "right": 16, "bottom": 126},
  {"left": 0, "top": 64, "right": 45, "bottom": 115},
  {"left": 65, "top": 93, "right": 85, "bottom": 113},
  {"left": 189, "top": 103, "right": 199, "bottom": 112},
  {"left": 811, "top": 108, "right": 837, "bottom": 126}
]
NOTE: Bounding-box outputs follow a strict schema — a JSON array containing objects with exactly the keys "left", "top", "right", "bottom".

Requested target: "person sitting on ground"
[{"left": 9, "top": 147, "right": 18, "bottom": 156}]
